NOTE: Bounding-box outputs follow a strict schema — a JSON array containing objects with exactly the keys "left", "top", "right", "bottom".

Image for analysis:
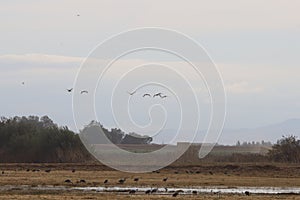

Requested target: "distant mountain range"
[{"left": 152, "top": 119, "right": 300, "bottom": 145}]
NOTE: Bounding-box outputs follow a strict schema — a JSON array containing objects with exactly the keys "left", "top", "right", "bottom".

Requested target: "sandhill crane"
[
  {"left": 172, "top": 190, "right": 183, "bottom": 197},
  {"left": 118, "top": 178, "right": 126, "bottom": 184},
  {"left": 80, "top": 90, "right": 88, "bottom": 94},
  {"left": 129, "top": 189, "right": 136, "bottom": 194},
  {"left": 127, "top": 90, "right": 137, "bottom": 96},
  {"left": 143, "top": 93, "right": 151, "bottom": 97},
  {"left": 172, "top": 191, "right": 179, "bottom": 197},
  {"left": 64, "top": 179, "right": 72, "bottom": 183},
  {"left": 151, "top": 188, "right": 158, "bottom": 193},
  {"left": 153, "top": 93, "right": 162, "bottom": 98}
]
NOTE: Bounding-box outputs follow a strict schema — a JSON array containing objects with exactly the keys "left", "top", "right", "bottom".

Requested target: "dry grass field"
[
  {"left": 0, "top": 163, "right": 299, "bottom": 199},
  {"left": 1, "top": 192, "right": 300, "bottom": 200}
]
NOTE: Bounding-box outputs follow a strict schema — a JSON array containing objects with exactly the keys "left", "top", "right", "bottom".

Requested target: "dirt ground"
[
  {"left": 0, "top": 163, "right": 299, "bottom": 199},
  {"left": 0, "top": 192, "right": 300, "bottom": 200}
]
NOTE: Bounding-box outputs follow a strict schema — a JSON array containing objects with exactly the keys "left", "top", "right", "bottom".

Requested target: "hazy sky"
[{"left": 1, "top": 1, "right": 300, "bottom": 139}]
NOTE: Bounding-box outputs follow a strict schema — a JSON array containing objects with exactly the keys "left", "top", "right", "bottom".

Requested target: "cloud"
[
  {"left": 0, "top": 54, "right": 83, "bottom": 65},
  {"left": 226, "top": 81, "right": 264, "bottom": 94}
]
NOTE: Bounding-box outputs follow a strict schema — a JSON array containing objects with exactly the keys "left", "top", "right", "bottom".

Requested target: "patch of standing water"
[{"left": 1, "top": 185, "right": 300, "bottom": 195}]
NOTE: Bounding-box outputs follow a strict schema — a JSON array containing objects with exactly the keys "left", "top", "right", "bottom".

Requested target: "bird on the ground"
[
  {"left": 67, "top": 88, "right": 73, "bottom": 92},
  {"left": 64, "top": 179, "right": 72, "bottom": 183},
  {"left": 145, "top": 189, "right": 151, "bottom": 194},
  {"left": 104, "top": 179, "right": 108, "bottom": 184},
  {"left": 118, "top": 178, "right": 126, "bottom": 184},
  {"left": 127, "top": 90, "right": 137, "bottom": 96},
  {"left": 163, "top": 177, "right": 168, "bottom": 182},
  {"left": 209, "top": 171, "right": 213, "bottom": 175},
  {"left": 72, "top": 169, "right": 76, "bottom": 173},
  {"left": 245, "top": 191, "right": 250, "bottom": 196},
  {"left": 172, "top": 191, "right": 179, "bottom": 197},
  {"left": 172, "top": 190, "right": 184, "bottom": 197},
  {"left": 80, "top": 90, "right": 88, "bottom": 94},
  {"left": 129, "top": 190, "right": 136, "bottom": 194},
  {"left": 134, "top": 178, "right": 139, "bottom": 182},
  {"left": 192, "top": 190, "right": 197, "bottom": 195},
  {"left": 79, "top": 179, "right": 86, "bottom": 183},
  {"left": 143, "top": 93, "right": 151, "bottom": 97},
  {"left": 151, "top": 188, "right": 158, "bottom": 193},
  {"left": 26, "top": 169, "right": 30, "bottom": 172},
  {"left": 1, "top": 171, "right": 4, "bottom": 175},
  {"left": 45, "top": 169, "right": 51, "bottom": 173},
  {"left": 153, "top": 93, "right": 162, "bottom": 98}
]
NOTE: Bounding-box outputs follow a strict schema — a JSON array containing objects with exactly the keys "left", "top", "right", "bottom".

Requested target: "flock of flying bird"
[
  {"left": 66, "top": 88, "right": 88, "bottom": 94},
  {"left": 66, "top": 87, "right": 168, "bottom": 98},
  {"left": 22, "top": 82, "right": 167, "bottom": 98},
  {"left": 128, "top": 91, "right": 168, "bottom": 99}
]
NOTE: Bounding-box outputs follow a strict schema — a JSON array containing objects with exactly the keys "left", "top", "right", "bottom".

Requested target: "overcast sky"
[{"left": 0, "top": 1, "right": 300, "bottom": 143}]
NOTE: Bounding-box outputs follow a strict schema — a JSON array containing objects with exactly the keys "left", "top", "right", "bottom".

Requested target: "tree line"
[
  {"left": 0, "top": 116, "right": 153, "bottom": 163},
  {"left": 80, "top": 120, "right": 153, "bottom": 145},
  {"left": 0, "top": 115, "right": 299, "bottom": 163}
]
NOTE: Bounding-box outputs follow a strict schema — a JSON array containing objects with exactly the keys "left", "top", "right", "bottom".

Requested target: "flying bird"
[
  {"left": 143, "top": 93, "right": 151, "bottom": 97},
  {"left": 76, "top": 14, "right": 80, "bottom": 17},
  {"left": 67, "top": 88, "right": 73, "bottom": 92},
  {"left": 80, "top": 90, "right": 88, "bottom": 94},
  {"left": 160, "top": 95, "right": 167, "bottom": 99},
  {"left": 153, "top": 93, "right": 162, "bottom": 98},
  {"left": 127, "top": 90, "right": 137, "bottom": 96},
  {"left": 21, "top": 82, "right": 25, "bottom": 85}
]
